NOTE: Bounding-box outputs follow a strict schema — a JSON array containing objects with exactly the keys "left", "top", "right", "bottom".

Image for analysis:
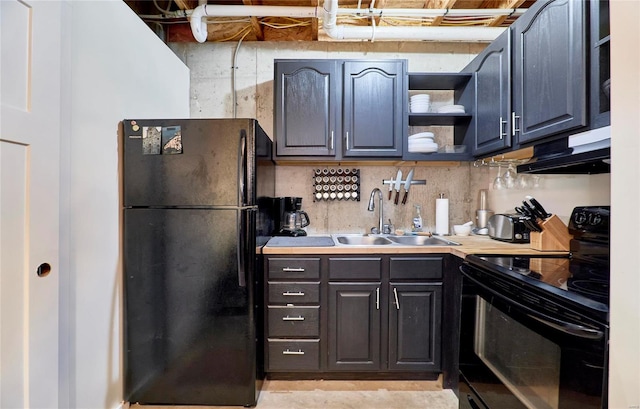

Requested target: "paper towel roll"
[{"left": 435, "top": 195, "right": 449, "bottom": 235}]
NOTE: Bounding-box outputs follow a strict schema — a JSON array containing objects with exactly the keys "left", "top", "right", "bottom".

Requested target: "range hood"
[{"left": 517, "top": 127, "right": 611, "bottom": 174}]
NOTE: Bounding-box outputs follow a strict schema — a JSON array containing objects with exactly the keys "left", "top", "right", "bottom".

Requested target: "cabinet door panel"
[
  {"left": 275, "top": 61, "right": 338, "bottom": 156},
  {"left": 473, "top": 30, "right": 512, "bottom": 156},
  {"left": 328, "top": 283, "right": 381, "bottom": 370},
  {"left": 513, "top": 0, "right": 586, "bottom": 144},
  {"left": 388, "top": 284, "right": 442, "bottom": 371},
  {"left": 343, "top": 61, "right": 405, "bottom": 157}
]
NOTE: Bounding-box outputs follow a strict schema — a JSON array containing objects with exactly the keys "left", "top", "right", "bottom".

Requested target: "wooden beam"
[
  {"left": 373, "top": 0, "right": 388, "bottom": 26},
  {"left": 483, "top": 0, "right": 526, "bottom": 26},
  {"left": 423, "top": 0, "right": 460, "bottom": 26},
  {"left": 309, "top": 0, "right": 319, "bottom": 41},
  {"left": 243, "top": 0, "right": 265, "bottom": 40}
]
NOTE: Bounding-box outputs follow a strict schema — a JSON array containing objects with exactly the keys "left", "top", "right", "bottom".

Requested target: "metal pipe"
[{"left": 189, "top": 2, "right": 520, "bottom": 43}]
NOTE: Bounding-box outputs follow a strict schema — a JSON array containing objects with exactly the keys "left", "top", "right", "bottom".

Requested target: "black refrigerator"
[{"left": 122, "top": 118, "right": 275, "bottom": 406}]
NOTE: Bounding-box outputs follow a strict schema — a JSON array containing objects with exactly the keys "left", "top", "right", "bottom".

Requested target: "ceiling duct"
[{"left": 189, "top": 1, "right": 519, "bottom": 43}]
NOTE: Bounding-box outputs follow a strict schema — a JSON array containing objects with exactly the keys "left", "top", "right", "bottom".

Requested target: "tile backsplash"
[{"left": 276, "top": 164, "right": 489, "bottom": 235}]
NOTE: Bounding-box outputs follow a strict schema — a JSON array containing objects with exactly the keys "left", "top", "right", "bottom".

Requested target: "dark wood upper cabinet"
[
  {"left": 590, "top": 0, "right": 611, "bottom": 129},
  {"left": 274, "top": 60, "right": 339, "bottom": 157},
  {"left": 274, "top": 59, "right": 406, "bottom": 161},
  {"left": 342, "top": 61, "right": 405, "bottom": 158},
  {"left": 512, "top": 0, "right": 587, "bottom": 145},
  {"left": 467, "top": 29, "right": 512, "bottom": 156}
]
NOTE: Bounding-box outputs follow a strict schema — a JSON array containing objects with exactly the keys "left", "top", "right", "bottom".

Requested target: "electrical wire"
[
  {"left": 232, "top": 29, "right": 251, "bottom": 118},
  {"left": 152, "top": 0, "right": 173, "bottom": 14}
]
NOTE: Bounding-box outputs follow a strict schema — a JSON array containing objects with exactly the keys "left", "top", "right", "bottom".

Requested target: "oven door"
[{"left": 459, "top": 264, "right": 608, "bottom": 409}]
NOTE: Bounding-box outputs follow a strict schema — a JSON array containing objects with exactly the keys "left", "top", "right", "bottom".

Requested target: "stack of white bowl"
[
  {"left": 437, "top": 104, "right": 465, "bottom": 114},
  {"left": 408, "top": 131, "right": 438, "bottom": 153},
  {"left": 410, "top": 94, "right": 431, "bottom": 113}
]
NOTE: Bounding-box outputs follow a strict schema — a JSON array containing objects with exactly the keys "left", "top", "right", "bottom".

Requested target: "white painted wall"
[
  {"left": 608, "top": 1, "right": 640, "bottom": 407},
  {"left": 59, "top": 1, "right": 189, "bottom": 408}
]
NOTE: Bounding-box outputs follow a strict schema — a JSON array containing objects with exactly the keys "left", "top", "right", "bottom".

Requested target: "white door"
[{"left": 1, "top": 1, "right": 62, "bottom": 407}]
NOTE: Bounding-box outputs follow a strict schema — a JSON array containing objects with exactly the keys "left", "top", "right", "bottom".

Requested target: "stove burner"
[{"left": 568, "top": 278, "right": 609, "bottom": 304}]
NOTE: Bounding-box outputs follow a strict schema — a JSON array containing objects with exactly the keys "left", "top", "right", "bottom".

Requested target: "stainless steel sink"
[
  {"left": 335, "top": 235, "right": 393, "bottom": 245},
  {"left": 387, "top": 235, "right": 461, "bottom": 246}
]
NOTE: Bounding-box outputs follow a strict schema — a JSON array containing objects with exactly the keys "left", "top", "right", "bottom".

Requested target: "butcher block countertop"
[{"left": 262, "top": 234, "right": 567, "bottom": 258}]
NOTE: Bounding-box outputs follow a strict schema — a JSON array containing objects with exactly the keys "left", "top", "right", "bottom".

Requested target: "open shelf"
[{"left": 408, "top": 113, "right": 472, "bottom": 127}]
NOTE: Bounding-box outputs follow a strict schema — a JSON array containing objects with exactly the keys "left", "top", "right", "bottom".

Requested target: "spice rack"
[{"left": 313, "top": 167, "right": 360, "bottom": 202}]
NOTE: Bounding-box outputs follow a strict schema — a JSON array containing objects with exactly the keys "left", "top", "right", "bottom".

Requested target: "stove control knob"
[
  {"left": 590, "top": 214, "right": 602, "bottom": 225},
  {"left": 515, "top": 233, "right": 523, "bottom": 240},
  {"left": 574, "top": 212, "right": 588, "bottom": 225}
]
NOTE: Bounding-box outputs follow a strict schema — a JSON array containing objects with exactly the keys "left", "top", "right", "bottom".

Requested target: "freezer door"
[
  {"left": 122, "top": 118, "right": 260, "bottom": 207},
  {"left": 123, "top": 208, "right": 259, "bottom": 405}
]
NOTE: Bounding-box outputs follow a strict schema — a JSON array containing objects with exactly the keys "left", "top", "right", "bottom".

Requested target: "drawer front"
[
  {"left": 389, "top": 256, "right": 443, "bottom": 280},
  {"left": 267, "top": 339, "right": 320, "bottom": 371},
  {"left": 328, "top": 257, "right": 382, "bottom": 280},
  {"left": 268, "top": 306, "right": 320, "bottom": 337},
  {"left": 268, "top": 257, "right": 321, "bottom": 280},
  {"left": 268, "top": 282, "right": 320, "bottom": 304}
]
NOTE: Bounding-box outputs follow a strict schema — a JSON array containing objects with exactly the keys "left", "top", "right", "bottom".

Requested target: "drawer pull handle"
[
  {"left": 282, "top": 315, "right": 305, "bottom": 321},
  {"left": 282, "top": 349, "right": 305, "bottom": 355},
  {"left": 283, "top": 291, "right": 305, "bottom": 296},
  {"left": 282, "top": 267, "right": 305, "bottom": 272}
]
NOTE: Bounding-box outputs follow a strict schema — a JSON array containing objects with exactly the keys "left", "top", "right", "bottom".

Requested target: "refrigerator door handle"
[
  {"left": 237, "top": 210, "right": 247, "bottom": 287},
  {"left": 238, "top": 129, "right": 247, "bottom": 206}
]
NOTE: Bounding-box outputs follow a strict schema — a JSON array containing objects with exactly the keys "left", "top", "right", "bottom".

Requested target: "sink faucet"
[{"left": 367, "top": 188, "right": 384, "bottom": 234}]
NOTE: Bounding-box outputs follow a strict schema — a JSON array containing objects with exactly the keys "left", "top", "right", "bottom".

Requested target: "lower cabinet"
[
  {"left": 328, "top": 282, "right": 382, "bottom": 370},
  {"left": 265, "top": 254, "right": 444, "bottom": 375},
  {"left": 388, "top": 283, "right": 442, "bottom": 371}
]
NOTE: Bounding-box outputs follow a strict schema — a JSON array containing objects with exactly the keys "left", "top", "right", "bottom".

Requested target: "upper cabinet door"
[
  {"left": 274, "top": 60, "right": 339, "bottom": 156},
  {"left": 512, "top": 0, "right": 587, "bottom": 144},
  {"left": 342, "top": 61, "right": 406, "bottom": 157},
  {"left": 472, "top": 30, "right": 512, "bottom": 156}
]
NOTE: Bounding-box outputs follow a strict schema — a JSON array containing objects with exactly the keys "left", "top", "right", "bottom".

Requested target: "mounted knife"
[
  {"left": 401, "top": 168, "right": 414, "bottom": 205},
  {"left": 393, "top": 169, "right": 403, "bottom": 205},
  {"left": 388, "top": 171, "right": 396, "bottom": 200}
]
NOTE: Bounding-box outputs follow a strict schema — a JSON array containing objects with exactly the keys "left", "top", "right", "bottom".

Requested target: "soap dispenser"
[{"left": 412, "top": 205, "right": 423, "bottom": 232}]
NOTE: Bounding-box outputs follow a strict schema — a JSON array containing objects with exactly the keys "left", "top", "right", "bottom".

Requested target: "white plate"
[
  {"left": 437, "top": 105, "right": 465, "bottom": 113},
  {"left": 410, "top": 94, "right": 430, "bottom": 99},
  {"left": 408, "top": 141, "right": 438, "bottom": 149},
  {"left": 409, "top": 132, "right": 434, "bottom": 140},
  {"left": 408, "top": 146, "right": 438, "bottom": 153},
  {"left": 410, "top": 107, "right": 430, "bottom": 113}
]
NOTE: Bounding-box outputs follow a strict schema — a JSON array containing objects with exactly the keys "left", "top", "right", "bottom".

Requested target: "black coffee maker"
[{"left": 274, "top": 197, "right": 310, "bottom": 236}]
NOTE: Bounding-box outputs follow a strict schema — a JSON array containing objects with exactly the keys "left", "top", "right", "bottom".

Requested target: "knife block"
[{"left": 530, "top": 215, "right": 572, "bottom": 251}]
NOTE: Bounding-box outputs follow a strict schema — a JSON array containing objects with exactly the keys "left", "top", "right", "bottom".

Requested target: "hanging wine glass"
[
  {"left": 493, "top": 164, "right": 505, "bottom": 190},
  {"left": 503, "top": 163, "right": 517, "bottom": 189}
]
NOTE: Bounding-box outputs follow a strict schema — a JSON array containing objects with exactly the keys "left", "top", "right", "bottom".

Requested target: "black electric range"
[{"left": 459, "top": 206, "right": 610, "bottom": 409}]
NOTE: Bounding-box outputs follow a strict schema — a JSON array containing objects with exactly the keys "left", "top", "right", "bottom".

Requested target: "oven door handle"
[
  {"left": 526, "top": 314, "right": 604, "bottom": 340},
  {"left": 460, "top": 265, "right": 604, "bottom": 340}
]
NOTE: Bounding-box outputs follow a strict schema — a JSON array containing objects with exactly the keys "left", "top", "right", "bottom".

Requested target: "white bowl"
[
  {"left": 410, "top": 94, "right": 430, "bottom": 100},
  {"left": 453, "top": 224, "right": 472, "bottom": 236}
]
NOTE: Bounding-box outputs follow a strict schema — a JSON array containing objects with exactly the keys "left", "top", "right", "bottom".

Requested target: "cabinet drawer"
[
  {"left": 268, "top": 258, "right": 321, "bottom": 280},
  {"left": 328, "top": 257, "right": 382, "bottom": 280},
  {"left": 268, "top": 306, "right": 320, "bottom": 337},
  {"left": 268, "top": 282, "right": 320, "bottom": 304},
  {"left": 267, "top": 339, "right": 320, "bottom": 371},
  {"left": 389, "top": 256, "right": 443, "bottom": 280}
]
